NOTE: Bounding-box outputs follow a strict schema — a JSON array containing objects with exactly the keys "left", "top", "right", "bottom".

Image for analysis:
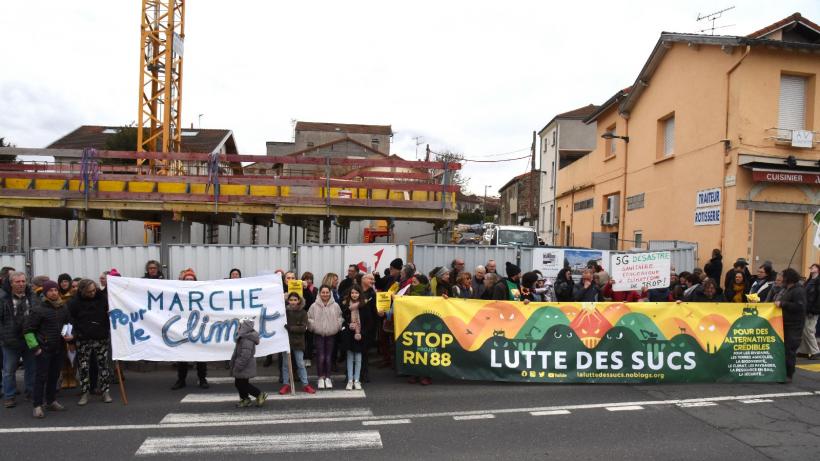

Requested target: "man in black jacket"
[
  {"left": 776, "top": 268, "right": 806, "bottom": 383},
  {"left": 492, "top": 262, "right": 523, "bottom": 301},
  {"left": 704, "top": 249, "right": 723, "bottom": 289},
  {"left": 0, "top": 271, "right": 36, "bottom": 408},
  {"left": 573, "top": 269, "right": 601, "bottom": 302},
  {"left": 24, "top": 280, "right": 70, "bottom": 418}
]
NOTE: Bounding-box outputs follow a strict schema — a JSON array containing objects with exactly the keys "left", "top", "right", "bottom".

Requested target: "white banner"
[
  {"left": 610, "top": 251, "right": 671, "bottom": 291},
  {"left": 107, "top": 275, "right": 288, "bottom": 361}
]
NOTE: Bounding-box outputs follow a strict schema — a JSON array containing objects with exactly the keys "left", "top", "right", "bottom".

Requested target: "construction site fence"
[{"left": 9, "top": 242, "right": 696, "bottom": 282}]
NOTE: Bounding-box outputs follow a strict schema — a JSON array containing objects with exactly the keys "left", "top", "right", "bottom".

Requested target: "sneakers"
[
  {"left": 353, "top": 381, "right": 362, "bottom": 390},
  {"left": 420, "top": 377, "right": 433, "bottom": 386},
  {"left": 77, "top": 393, "right": 89, "bottom": 406},
  {"left": 317, "top": 378, "right": 326, "bottom": 390},
  {"left": 256, "top": 392, "right": 268, "bottom": 407},
  {"left": 304, "top": 359, "right": 312, "bottom": 368},
  {"left": 325, "top": 377, "right": 333, "bottom": 389},
  {"left": 279, "top": 384, "right": 291, "bottom": 395},
  {"left": 262, "top": 355, "right": 274, "bottom": 367},
  {"left": 199, "top": 379, "right": 210, "bottom": 389},
  {"left": 302, "top": 384, "right": 316, "bottom": 394},
  {"left": 236, "top": 398, "right": 252, "bottom": 408},
  {"left": 345, "top": 381, "right": 353, "bottom": 390},
  {"left": 170, "top": 380, "right": 186, "bottom": 390},
  {"left": 102, "top": 391, "right": 113, "bottom": 403},
  {"left": 47, "top": 401, "right": 66, "bottom": 411},
  {"left": 4, "top": 399, "right": 15, "bottom": 409},
  {"left": 32, "top": 406, "right": 44, "bottom": 419}
]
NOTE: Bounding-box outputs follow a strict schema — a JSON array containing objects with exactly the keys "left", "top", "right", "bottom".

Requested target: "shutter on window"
[
  {"left": 778, "top": 75, "right": 806, "bottom": 135},
  {"left": 663, "top": 117, "right": 675, "bottom": 156}
]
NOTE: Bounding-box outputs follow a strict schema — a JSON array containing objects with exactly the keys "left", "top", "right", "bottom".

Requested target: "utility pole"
[
  {"left": 530, "top": 130, "right": 536, "bottom": 227},
  {"left": 413, "top": 136, "right": 424, "bottom": 160}
]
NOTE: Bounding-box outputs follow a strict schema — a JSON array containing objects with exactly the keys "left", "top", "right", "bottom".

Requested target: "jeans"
[
  {"left": 77, "top": 339, "right": 111, "bottom": 394},
  {"left": 798, "top": 314, "right": 820, "bottom": 356},
  {"left": 314, "top": 335, "right": 335, "bottom": 378},
  {"left": 281, "top": 350, "right": 308, "bottom": 385},
  {"left": 234, "top": 378, "right": 260, "bottom": 400},
  {"left": 33, "top": 349, "right": 62, "bottom": 407},
  {"left": 2, "top": 345, "right": 35, "bottom": 400},
  {"left": 346, "top": 351, "right": 362, "bottom": 382}
]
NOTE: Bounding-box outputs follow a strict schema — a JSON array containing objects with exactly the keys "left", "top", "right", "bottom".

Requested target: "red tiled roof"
[
  {"left": 746, "top": 12, "right": 820, "bottom": 39},
  {"left": 295, "top": 121, "right": 392, "bottom": 136},
  {"left": 556, "top": 104, "right": 599, "bottom": 119},
  {"left": 47, "top": 125, "right": 236, "bottom": 154},
  {"left": 498, "top": 170, "right": 537, "bottom": 193}
]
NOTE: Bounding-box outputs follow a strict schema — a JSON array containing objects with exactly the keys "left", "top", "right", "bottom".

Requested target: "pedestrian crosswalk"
[{"left": 180, "top": 389, "right": 366, "bottom": 403}]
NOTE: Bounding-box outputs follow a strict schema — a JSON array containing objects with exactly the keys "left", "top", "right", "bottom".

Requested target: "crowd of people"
[{"left": 1, "top": 251, "right": 818, "bottom": 417}]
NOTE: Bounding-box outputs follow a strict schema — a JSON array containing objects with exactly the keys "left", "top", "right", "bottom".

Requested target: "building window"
[
  {"left": 605, "top": 124, "right": 616, "bottom": 157},
  {"left": 778, "top": 74, "right": 807, "bottom": 137},
  {"left": 574, "top": 198, "right": 593, "bottom": 211},
  {"left": 633, "top": 230, "right": 643, "bottom": 249},
  {"left": 662, "top": 116, "right": 675, "bottom": 156}
]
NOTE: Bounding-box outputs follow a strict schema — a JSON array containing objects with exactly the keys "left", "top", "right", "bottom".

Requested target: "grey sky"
[{"left": 1, "top": 1, "right": 817, "bottom": 196}]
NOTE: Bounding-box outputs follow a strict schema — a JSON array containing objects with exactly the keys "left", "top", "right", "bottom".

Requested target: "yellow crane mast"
[{"left": 136, "top": 0, "right": 185, "bottom": 174}]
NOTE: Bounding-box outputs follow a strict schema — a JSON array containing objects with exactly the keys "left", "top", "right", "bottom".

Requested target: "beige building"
[{"left": 555, "top": 13, "right": 820, "bottom": 271}]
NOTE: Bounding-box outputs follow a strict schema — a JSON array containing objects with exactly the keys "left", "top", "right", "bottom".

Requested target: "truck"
[{"left": 481, "top": 225, "right": 539, "bottom": 246}]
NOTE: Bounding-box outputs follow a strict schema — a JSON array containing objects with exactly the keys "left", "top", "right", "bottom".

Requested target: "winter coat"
[
  {"left": 67, "top": 291, "right": 110, "bottom": 341},
  {"left": 704, "top": 255, "right": 723, "bottom": 288},
  {"left": 302, "top": 285, "right": 318, "bottom": 313},
  {"left": 230, "top": 320, "right": 259, "bottom": 379},
  {"left": 284, "top": 298, "right": 308, "bottom": 352},
  {"left": 435, "top": 279, "right": 451, "bottom": 297},
  {"left": 553, "top": 269, "right": 574, "bottom": 301},
  {"left": 0, "top": 279, "right": 35, "bottom": 350},
  {"left": 573, "top": 281, "right": 601, "bottom": 302},
  {"left": 340, "top": 300, "right": 373, "bottom": 353},
  {"left": 307, "top": 297, "right": 343, "bottom": 337},
  {"left": 724, "top": 282, "right": 748, "bottom": 303},
  {"left": 24, "top": 297, "right": 69, "bottom": 353},
  {"left": 451, "top": 284, "right": 474, "bottom": 299},
  {"left": 749, "top": 278, "right": 774, "bottom": 302},
  {"left": 724, "top": 269, "right": 751, "bottom": 295},
  {"left": 492, "top": 278, "right": 521, "bottom": 301},
  {"left": 361, "top": 288, "right": 379, "bottom": 347},
  {"left": 687, "top": 290, "right": 724, "bottom": 303},
  {"left": 805, "top": 276, "right": 820, "bottom": 315},
  {"left": 338, "top": 277, "right": 355, "bottom": 299},
  {"left": 779, "top": 284, "right": 806, "bottom": 335},
  {"left": 471, "top": 276, "right": 487, "bottom": 299}
]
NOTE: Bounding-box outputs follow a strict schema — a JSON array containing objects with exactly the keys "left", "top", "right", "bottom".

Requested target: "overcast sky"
[{"left": 1, "top": 0, "right": 817, "bottom": 195}]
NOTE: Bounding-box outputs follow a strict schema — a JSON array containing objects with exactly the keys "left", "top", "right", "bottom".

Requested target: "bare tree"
[{"left": 434, "top": 150, "right": 469, "bottom": 189}]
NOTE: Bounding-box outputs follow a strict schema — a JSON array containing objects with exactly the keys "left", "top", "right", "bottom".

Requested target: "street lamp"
[
  {"left": 483, "top": 185, "right": 492, "bottom": 221},
  {"left": 601, "top": 131, "right": 629, "bottom": 143}
]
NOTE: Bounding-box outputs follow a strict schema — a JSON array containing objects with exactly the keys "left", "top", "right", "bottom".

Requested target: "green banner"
[{"left": 394, "top": 298, "right": 786, "bottom": 383}]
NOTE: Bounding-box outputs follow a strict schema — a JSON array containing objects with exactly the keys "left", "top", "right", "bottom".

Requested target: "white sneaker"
[
  {"left": 317, "top": 378, "right": 325, "bottom": 390},
  {"left": 325, "top": 377, "right": 333, "bottom": 389},
  {"left": 305, "top": 360, "right": 312, "bottom": 368},
  {"left": 353, "top": 381, "right": 362, "bottom": 390},
  {"left": 345, "top": 381, "right": 353, "bottom": 390}
]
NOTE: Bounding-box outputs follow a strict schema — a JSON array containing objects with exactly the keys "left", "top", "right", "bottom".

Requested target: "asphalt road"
[{"left": 1, "top": 359, "right": 819, "bottom": 460}]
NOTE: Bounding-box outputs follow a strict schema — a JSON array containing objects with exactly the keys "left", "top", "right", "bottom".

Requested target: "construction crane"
[{"left": 136, "top": 0, "right": 185, "bottom": 174}]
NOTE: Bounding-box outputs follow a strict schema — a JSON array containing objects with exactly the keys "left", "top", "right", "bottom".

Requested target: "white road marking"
[
  {"left": 606, "top": 405, "right": 644, "bottom": 412},
  {"left": 531, "top": 410, "right": 571, "bottom": 416},
  {"left": 161, "top": 408, "right": 373, "bottom": 424},
  {"left": 205, "top": 375, "right": 347, "bottom": 385},
  {"left": 453, "top": 414, "right": 495, "bottom": 421},
  {"left": 362, "top": 419, "right": 411, "bottom": 426},
  {"left": 181, "top": 390, "right": 365, "bottom": 403},
  {"left": 740, "top": 399, "right": 774, "bottom": 404},
  {"left": 135, "top": 430, "right": 382, "bottom": 456},
  {"left": 677, "top": 402, "right": 718, "bottom": 408},
  {"left": 0, "top": 391, "right": 814, "bottom": 434}
]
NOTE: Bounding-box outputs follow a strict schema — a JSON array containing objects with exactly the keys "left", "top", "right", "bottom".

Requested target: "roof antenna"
[{"left": 697, "top": 6, "right": 735, "bottom": 35}]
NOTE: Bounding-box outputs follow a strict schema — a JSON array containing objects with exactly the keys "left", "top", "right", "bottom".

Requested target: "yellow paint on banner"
[
  {"left": 287, "top": 280, "right": 303, "bottom": 298},
  {"left": 376, "top": 292, "right": 392, "bottom": 313}
]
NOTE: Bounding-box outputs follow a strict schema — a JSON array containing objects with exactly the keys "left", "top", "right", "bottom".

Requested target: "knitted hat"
[
  {"left": 108, "top": 268, "right": 121, "bottom": 277},
  {"left": 180, "top": 268, "right": 197, "bottom": 280},
  {"left": 42, "top": 280, "right": 59, "bottom": 294},
  {"left": 390, "top": 258, "right": 404, "bottom": 270},
  {"left": 506, "top": 262, "right": 521, "bottom": 278}
]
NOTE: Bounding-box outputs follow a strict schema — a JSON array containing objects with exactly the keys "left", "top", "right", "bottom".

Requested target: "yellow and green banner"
[{"left": 394, "top": 298, "right": 785, "bottom": 383}]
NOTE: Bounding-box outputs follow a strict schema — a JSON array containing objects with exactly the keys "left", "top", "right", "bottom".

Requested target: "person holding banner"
[
  {"left": 230, "top": 319, "right": 267, "bottom": 408},
  {"left": 280, "top": 292, "right": 315, "bottom": 395},
  {"left": 775, "top": 268, "right": 807, "bottom": 383},
  {"left": 68, "top": 279, "right": 112, "bottom": 405},
  {"left": 24, "top": 280, "right": 70, "bottom": 418},
  {"left": 799, "top": 263, "right": 820, "bottom": 360},
  {"left": 171, "top": 269, "right": 209, "bottom": 391},
  {"left": 307, "top": 285, "right": 343, "bottom": 389}
]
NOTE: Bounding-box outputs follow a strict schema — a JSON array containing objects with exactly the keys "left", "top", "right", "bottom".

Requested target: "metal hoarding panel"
[
  {"left": 411, "top": 245, "right": 517, "bottom": 275},
  {"left": 0, "top": 254, "right": 26, "bottom": 274},
  {"left": 169, "top": 245, "right": 292, "bottom": 281},
  {"left": 31, "top": 245, "right": 161, "bottom": 280}
]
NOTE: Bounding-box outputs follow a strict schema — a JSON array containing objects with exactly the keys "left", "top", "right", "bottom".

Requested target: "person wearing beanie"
[
  {"left": 492, "top": 262, "right": 523, "bottom": 301},
  {"left": 172, "top": 269, "right": 209, "bottom": 390},
  {"left": 374, "top": 258, "right": 403, "bottom": 292},
  {"left": 57, "top": 274, "right": 73, "bottom": 302},
  {"left": 24, "top": 280, "right": 71, "bottom": 418}
]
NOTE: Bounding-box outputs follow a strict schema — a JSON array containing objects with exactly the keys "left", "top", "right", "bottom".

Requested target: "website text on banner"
[
  {"left": 107, "top": 275, "right": 289, "bottom": 361},
  {"left": 610, "top": 251, "right": 671, "bottom": 291},
  {"left": 394, "top": 298, "right": 785, "bottom": 383}
]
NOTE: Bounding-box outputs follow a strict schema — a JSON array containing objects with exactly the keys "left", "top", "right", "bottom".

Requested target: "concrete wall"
[
  {"left": 558, "top": 118, "right": 598, "bottom": 152},
  {"left": 294, "top": 131, "right": 390, "bottom": 155}
]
